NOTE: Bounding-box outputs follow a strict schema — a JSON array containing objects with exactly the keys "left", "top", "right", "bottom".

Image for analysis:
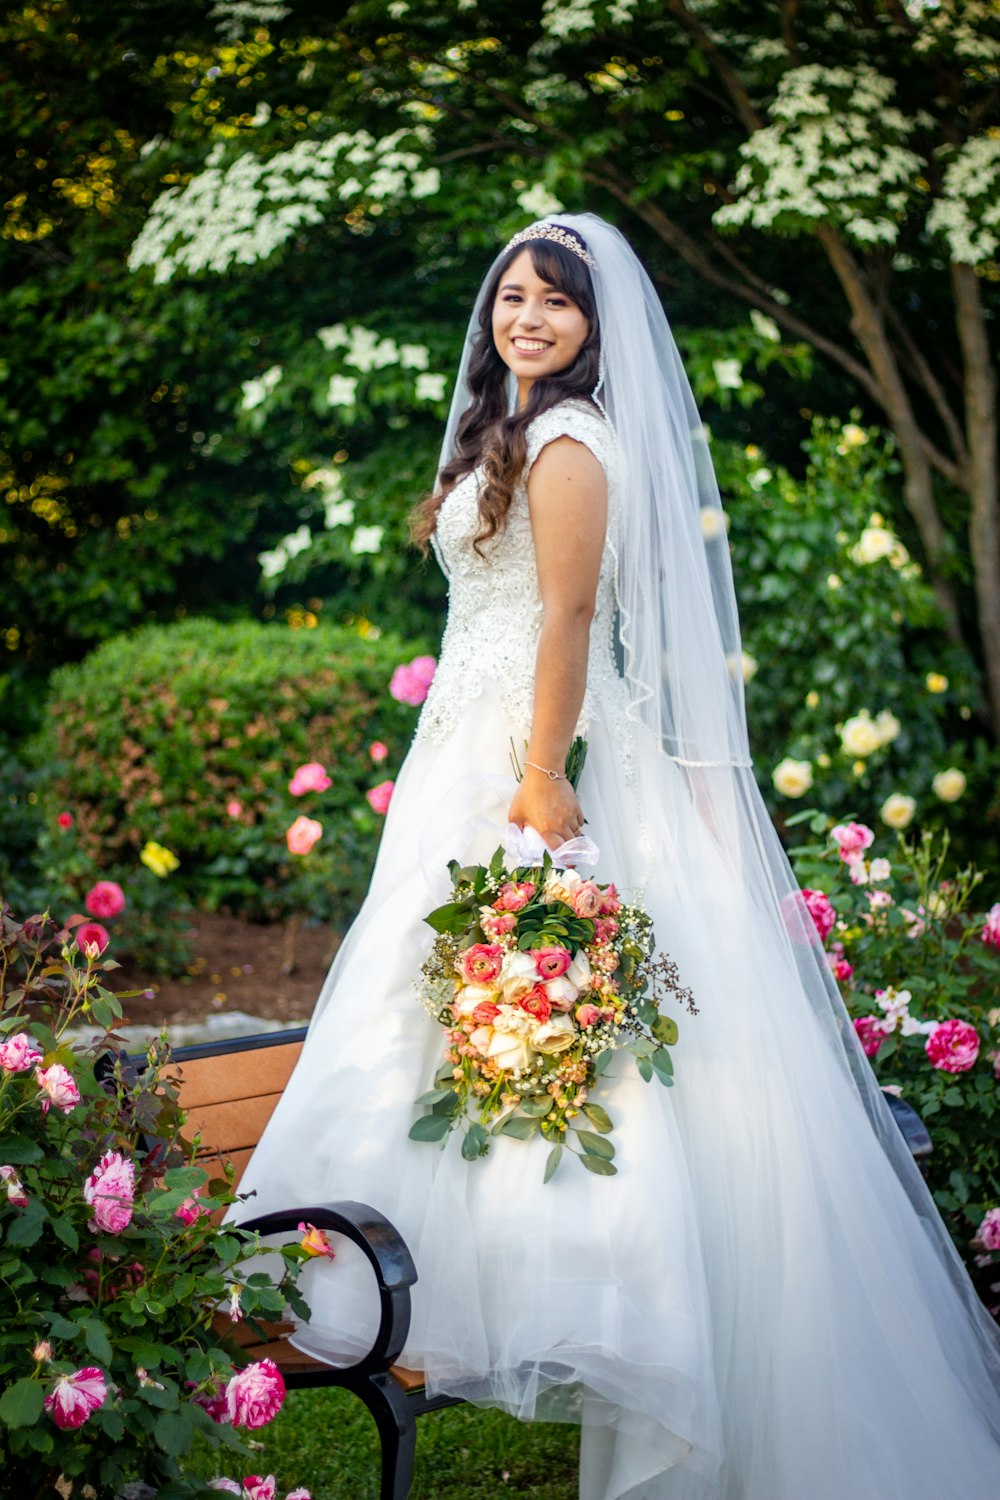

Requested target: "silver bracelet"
[{"left": 524, "top": 759, "right": 567, "bottom": 782}]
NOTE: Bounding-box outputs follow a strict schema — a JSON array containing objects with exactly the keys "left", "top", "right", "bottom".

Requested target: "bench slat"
[
  {"left": 173, "top": 1041, "right": 304, "bottom": 1109},
  {"left": 213, "top": 1315, "right": 426, "bottom": 1393},
  {"left": 182, "top": 1095, "right": 285, "bottom": 1158}
]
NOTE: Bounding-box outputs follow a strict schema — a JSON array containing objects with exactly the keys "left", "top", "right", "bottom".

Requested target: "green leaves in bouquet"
[
  {"left": 515, "top": 898, "right": 595, "bottom": 952},
  {"left": 564, "top": 736, "right": 589, "bottom": 792}
]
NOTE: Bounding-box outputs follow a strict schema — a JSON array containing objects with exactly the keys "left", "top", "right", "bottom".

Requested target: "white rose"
[
  {"left": 532, "top": 1014, "right": 578, "bottom": 1055},
  {"left": 868, "top": 858, "right": 892, "bottom": 882},
  {"left": 498, "top": 951, "right": 539, "bottom": 1002},
  {"left": 452, "top": 983, "right": 498, "bottom": 1016},
  {"left": 874, "top": 709, "right": 900, "bottom": 744},
  {"left": 486, "top": 1029, "right": 534, "bottom": 1072},
  {"left": 932, "top": 767, "right": 967, "bottom": 803},
  {"left": 880, "top": 792, "right": 916, "bottom": 829},
  {"left": 544, "top": 975, "right": 579, "bottom": 1010},
  {"left": 566, "top": 950, "right": 592, "bottom": 991},
  {"left": 544, "top": 868, "right": 583, "bottom": 903},
  {"left": 772, "top": 757, "right": 813, "bottom": 798}
]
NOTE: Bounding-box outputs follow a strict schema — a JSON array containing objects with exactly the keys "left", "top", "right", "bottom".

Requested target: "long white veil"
[{"left": 434, "top": 211, "right": 1000, "bottom": 1406}]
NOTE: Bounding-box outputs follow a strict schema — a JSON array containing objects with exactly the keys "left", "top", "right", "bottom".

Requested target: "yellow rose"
[
  {"left": 700, "top": 507, "right": 728, "bottom": 539},
  {"left": 826, "top": 573, "right": 843, "bottom": 590},
  {"left": 874, "top": 709, "right": 900, "bottom": 745},
  {"left": 852, "top": 760, "right": 867, "bottom": 777},
  {"left": 772, "top": 757, "right": 813, "bottom": 798},
  {"left": 925, "top": 672, "right": 948, "bottom": 694},
  {"left": 931, "top": 767, "right": 966, "bottom": 803},
  {"left": 805, "top": 690, "right": 820, "bottom": 709},
  {"left": 839, "top": 712, "right": 882, "bottom": 757},
  {"left": 140, "top": 840, "right": 180, "bottom": 877},
  {"left": 816, "top": 753, "right": 831, "bottom": 768},
  {"left": 841, "top": 423, "right": 868, "bottom": 447},
  {"left": 880, "top": 793, "right": 916, "bottom": 830},
  {"left": 849, "top": 525, "right": 895, "bottom": 565}
]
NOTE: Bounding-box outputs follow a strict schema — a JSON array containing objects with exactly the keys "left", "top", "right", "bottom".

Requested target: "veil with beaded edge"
[{"left": 431, "top": 211, "right": 1000, "bottom": 1408}]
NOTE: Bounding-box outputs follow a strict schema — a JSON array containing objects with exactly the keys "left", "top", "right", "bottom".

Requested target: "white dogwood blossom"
[
  {"left": 714, "top": 66, "right": 922, "bottom": 247},
  {"left": 911, "top": 0, "right": 1000, "bottom": 59},
  {"left": 257, "top": 522, "right": 311, "bottom": 580},
  {"left": 128, "top": 129, "right": 438, "bottom": 283},
  {"left": 415, "top": 372, "right": 448, "bottom": 401},
  {"left": 350, "top": 524, "right": 384, "bottom": 555},
  {"left": 240, "top": 364, "right": 282, "bottom": 412},
  {"left": 326, "top": 374, "right": 358, "bottom": 407},
  {"left": 209, "top": 0, "right": 290, "bottom": 41},
  {"left": 517, "top": 183, "right": 565, "bottom": 217},
  {"left": 927, "top": 135, "right": 1000, "bottom": 265}
]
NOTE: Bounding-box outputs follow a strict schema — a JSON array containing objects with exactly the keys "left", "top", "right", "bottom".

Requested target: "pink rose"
[
  {"left": 286, "top": 816, "right": 322, "bottom": 855},
  {"left": 481, "top": 910, "right": 516, "bottom": 938},
  {"left": 57, "top": 811, "right": 74, "bottom": 829},
  {"left": 84, "top": 880, "right": 126, "bottom": 919},
  {"left": 297, "top": 1222, "right": 337, "bottom": 1260},
  {"left": 520, "top": 987, "right": 552, "bottom": 1025},
  {"left": 495, "top": 881, "right": 535, "bottom": 912},
  {"left": 208, "top": 1483, "right": 241, "bottom": 1496},
  {"left": 600, "top": 883, "right": 621, "bottom": 915},
  {"left": 365, "top": 779, "right": 394, "bottom": 815},
  {"left": 44, "top": 1367, "right": 107, "bottom": 1430},
  {"left": 33, "top": 1341, "right": 52, "bottom": 1363},
  {"left": 976, "top": 1207, "right": 1000, "bottom": 1252},
  {"left": 226, "top": 799, "right": 243, "bottom": 818},
  {"left": 461, "top": 944, "right": 504, "bottom": 983},
  {"left": 84, "top": 1150, "right": 135, "bottom": 1235},
  {"left": 175, "top": 1185, "right": 210, "bottom": 1227},
  {"left": 471, "top": 1000, "right": 501, "bottom": 1026},
  {"left": 853, "top": 1016, "right": 886, "bottom": 1059},
  {"left": 288, "top": 761, "right": 332, "bottom": 796},
  {"left": 0, "top": 1032, "right": 43, "bottom": 1073},
  {"left": 531, "top": 946, "right": 572, "bottom": 980},
  {"left": 867, "top": 889, "right": 893, "bottom": 910},
  {"left": 801, "top": 888, "right": 835, "bottom": 943},
  {"left": 36, "top": 1063, "right": 80, "bottom": 1115},
  {"left": 0, "top": 1165, "right": 28, "bottom": 1208},
  {"left": 572, "top": 881, "right": 603, "bottom": 919},
  {"left": 831, "top": 958, "right": 854, "bottom": 983},
  {"left": 575, "top": 1003, "right": 600, "bottom": 1028},
  {"left": 369, "top": 740, "right": 389, "bottom": 763},
  {"left": 831, "top": 821, "right": 875, "bottom": 863},
  {"left": 593, "top": 917, "right": 619, "bottom": 943},
  {"left": 243, "top": 1480, "right": 277, "bottom": 1500},
  {"left": 982, "top": 903, "right": 1000, "bottom": 950},
  {"left": 285, "top": 1490, "right": 313, "bottom": 1500},
  {"left": 925, "top": 1018, "right": 980, "bottom": 1073},
  {"left": 225, "top": 1359, "right": 286, "bottom": 1429},
  {"left": 76, "top": 921, "right": 110, "bottom": 956},
  {"left": 389, "top": 655, "right": 437, "bottom": 706}
]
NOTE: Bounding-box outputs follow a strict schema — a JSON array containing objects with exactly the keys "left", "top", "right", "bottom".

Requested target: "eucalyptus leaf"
[
  {"left": 543, "top": 1145, "right": 564, "bottom": 1183},
  {"left": 573, "top": 1130, "right": 615, "bottom": 1160},
  {"left": 579, "top": 1153, "right": 618, "bottom": 1176},
  {"left": 582, "top": 1102, "right": 613, "bottom": 1132},
  {"left": 408, "top": 1113, "right": 453, "bottom": 1142},
  {"left": 652, "top": 1015, "right": 679, "bottom": 1046},
  {"left": 499, "top": 1115, "right": 541, "bottom": 1140}
]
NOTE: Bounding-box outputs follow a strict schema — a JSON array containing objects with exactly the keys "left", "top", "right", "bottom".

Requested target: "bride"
[{"left": 232, "top": 213, "right": 1000, "bottom": 1498}]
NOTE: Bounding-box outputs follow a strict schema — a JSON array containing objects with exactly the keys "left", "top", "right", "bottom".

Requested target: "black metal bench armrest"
[
  {"left": 884, "top": 1091, "right": 932, "bottom": 1161},
  {"left": 233, "top": 1199, "right": 418, "bottom": 1377}
]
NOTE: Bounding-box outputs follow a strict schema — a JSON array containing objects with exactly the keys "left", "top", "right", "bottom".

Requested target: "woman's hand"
[{"left": 507, "top": 769, "right": 585, "bottom": 849}]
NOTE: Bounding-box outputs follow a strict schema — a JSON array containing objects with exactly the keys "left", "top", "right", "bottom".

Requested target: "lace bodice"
[{"left": 413, "top": 399, "right": 626, "bottom": 749}]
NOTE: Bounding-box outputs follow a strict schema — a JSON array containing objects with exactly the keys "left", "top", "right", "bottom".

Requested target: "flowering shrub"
[
  {"left": 0, "top": 903, "right": 312, "bottom": 1496},
  {"left": 787, "top": 812, "right": 1000, "bottom": 1310},
  {"left": 28, "top": 619, "right": 432, "bottom": 943}
]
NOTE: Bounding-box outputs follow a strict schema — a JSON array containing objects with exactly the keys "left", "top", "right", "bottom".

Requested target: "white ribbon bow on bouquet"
[{"left": 502, "top": 822, "right": 600, "bottom": 871}]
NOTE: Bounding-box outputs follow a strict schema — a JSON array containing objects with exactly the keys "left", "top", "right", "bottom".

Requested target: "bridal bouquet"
[{"left": 409, "top": 825, "right": 696, "bottom": 1182}]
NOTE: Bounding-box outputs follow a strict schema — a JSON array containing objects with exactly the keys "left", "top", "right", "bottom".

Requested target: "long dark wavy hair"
[{"left": 409, "top": 232, "right": 601, "bottom": 558}]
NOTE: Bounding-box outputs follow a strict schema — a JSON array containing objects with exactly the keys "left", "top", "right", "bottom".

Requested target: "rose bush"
[
  {"left": 0, "top": 903, "right": 314, "bottom": 1497},
  {"left": 787, "top": 811, "right": 1000, "bottom": 1314}
]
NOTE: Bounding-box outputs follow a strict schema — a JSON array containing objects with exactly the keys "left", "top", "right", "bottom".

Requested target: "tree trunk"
[{"left": 953, "top": 262, "right": 1000, "bottom": 733}]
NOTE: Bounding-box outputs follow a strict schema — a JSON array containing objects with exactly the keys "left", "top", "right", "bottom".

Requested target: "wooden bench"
[{"left": 168, "top": 1026, "right": 934, "bottom": 1500}]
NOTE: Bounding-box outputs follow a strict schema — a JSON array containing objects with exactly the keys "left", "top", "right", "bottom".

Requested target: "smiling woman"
[{"left": 491, "top": 249, "right": 591, "bottom": 403}]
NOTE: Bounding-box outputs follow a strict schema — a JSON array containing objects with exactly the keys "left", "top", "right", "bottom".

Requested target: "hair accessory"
[{"left": 503, "top": 221, "right": 596, "bottom": 268}]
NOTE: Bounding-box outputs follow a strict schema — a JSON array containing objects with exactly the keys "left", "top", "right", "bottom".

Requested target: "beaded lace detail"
[{"left": 414, "top": 400, "right": 630, "bottom": 750}]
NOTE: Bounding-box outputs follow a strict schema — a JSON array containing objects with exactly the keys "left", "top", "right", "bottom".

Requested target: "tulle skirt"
[{"left": 232, "top": 678, "right": 1000, "bottom": 1499}]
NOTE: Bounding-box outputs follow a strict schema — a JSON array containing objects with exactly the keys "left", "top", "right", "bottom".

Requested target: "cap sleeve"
[{"left": 524, "top": 402, "right": 616, "bottom": 482}]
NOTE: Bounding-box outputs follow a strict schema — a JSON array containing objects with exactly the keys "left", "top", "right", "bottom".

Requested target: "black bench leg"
[{"left": 351, "top": 1372, "right": 417, "bottom": 1500}]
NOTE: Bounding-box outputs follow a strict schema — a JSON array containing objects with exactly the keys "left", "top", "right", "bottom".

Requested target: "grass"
[{"left": 215, "top": 1387, "right": 580, "bottom": 1498}]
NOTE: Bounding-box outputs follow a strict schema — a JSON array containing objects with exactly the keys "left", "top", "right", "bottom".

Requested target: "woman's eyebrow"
[{"left": 499, "top": 280, "right": 561, "bottom": 293}]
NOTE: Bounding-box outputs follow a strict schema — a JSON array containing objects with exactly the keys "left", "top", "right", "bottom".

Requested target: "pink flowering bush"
[
  {"left": 0, "top": 903, "right": 312, "bottom": 1497},
  {"left": 788, "top": 814, "right": 1000, "bottom": 1309}
]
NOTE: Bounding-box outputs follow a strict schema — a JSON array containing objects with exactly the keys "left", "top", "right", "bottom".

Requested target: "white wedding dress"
[{"left": 234, "top": 399, "right": 1000, "bottom": 1499}]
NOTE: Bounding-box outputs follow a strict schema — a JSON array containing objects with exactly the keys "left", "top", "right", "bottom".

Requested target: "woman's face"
[{"left": 491, "top": 249, "right": 589, "bottom": 403}]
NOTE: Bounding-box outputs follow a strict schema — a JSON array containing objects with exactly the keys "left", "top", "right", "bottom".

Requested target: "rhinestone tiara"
[{"left": 502, "top": 221, "right": 596, "bottom": 268}]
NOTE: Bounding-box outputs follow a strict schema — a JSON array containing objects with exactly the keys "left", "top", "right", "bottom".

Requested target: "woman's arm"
[{"left": 507, "top": 434, "right": 608, "bottom": 848}]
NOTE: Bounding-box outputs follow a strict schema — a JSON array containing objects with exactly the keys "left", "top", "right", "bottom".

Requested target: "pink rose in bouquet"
[
  {"left": 495, "top": 880, "right": 535, "bottom": 912},
  {"left": 35, "top": 1063, "right": 80, "bottom": 1115},
  {"left": 288, "top": 761, "right": 332, "bottom": 796},
  {"left": 84, "top": 1150, "right": 135, "bottom": 1234},
  {"left": 853, "top": 1016, "right": 886, "bottom": 1059},
  {"left": 84, "top": 880, "right": 125, "bottom": 919},
  {"left": 925, "top": 1018, "right": 980, "bottom": 1073},
  {"left": 572, "top": 881, "right": 603, "bottom": 919},
  {"left": 576, "top": 1003, "right": 601, "bottom": 1028},
  {"left": 0, "top": 1031, "right": 43, "bottom": 1073},
  {"left": 225, "top": 1359, "right": 286, "bottom": 1429},
  {"left": 531, "top": 946, "right": 572, "bottom": 980},
  {"left": 472, "top": 1000, "right": 501, "bottom": 1025},
  {"left": 520, "top": 987, "right": 553, "bottom": 1024},
  {"left": 44, "top": 1367, "right": 107, "bottom": 1430},
  {"left": 461, "top": 944, "right": 504, "bottom": 984}
]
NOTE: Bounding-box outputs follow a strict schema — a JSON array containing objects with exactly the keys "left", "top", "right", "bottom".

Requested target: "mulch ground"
[{"left": 110, "top": 911, "right": 340, "bottom": 1028}]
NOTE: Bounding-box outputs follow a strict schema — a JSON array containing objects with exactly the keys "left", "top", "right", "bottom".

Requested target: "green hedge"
[{"left": 29, "top": 618, "right": 429, "bottom": 934}]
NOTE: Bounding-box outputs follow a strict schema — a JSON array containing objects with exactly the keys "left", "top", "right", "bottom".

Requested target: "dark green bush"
[{"left": 29, "top": 617, "right": 430, "bottom": 934}]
